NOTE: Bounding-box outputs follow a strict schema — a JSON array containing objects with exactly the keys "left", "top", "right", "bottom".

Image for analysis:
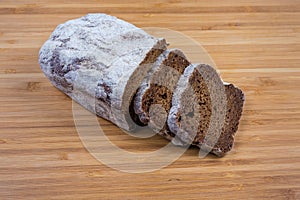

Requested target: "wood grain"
[{"left": 0, "top": 0, "right": 300, "bottom": 199}]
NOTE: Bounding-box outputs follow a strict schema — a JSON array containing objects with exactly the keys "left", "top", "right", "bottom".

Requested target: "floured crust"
[{"left": 39, "top": 13, "right": 167, "bottom": 131}]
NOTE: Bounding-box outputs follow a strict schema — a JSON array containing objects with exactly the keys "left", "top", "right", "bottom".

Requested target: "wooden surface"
[{"left": 1, "top": 0, "right": 300, "bottom": 199}]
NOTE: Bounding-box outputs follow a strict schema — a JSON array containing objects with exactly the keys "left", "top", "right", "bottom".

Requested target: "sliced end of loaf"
[
  {"left": 131, "top": 49, "right": 190, "bottom": 137},
  {"left": 119, "top": 39, "right": 167, "bottom": 130}
]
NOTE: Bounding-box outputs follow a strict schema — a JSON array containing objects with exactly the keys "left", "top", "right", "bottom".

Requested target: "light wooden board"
[{"left": 0, "top": 1, "right": 300, "bottom": 199}]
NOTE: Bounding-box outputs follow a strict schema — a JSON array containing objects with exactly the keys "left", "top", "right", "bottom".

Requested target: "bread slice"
[
  {"left": 39, "top": 13, "right": 167, "bottom": 131},
  {"left": 131, "top": 49, "right": 190, "bottom": 139},
  {"left": 168, "top": 64, "right": 244, "bottom": 156}
]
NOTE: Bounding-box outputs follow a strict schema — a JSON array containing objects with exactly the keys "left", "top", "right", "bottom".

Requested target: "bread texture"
[
  {"left": 167, "top": 64, "right": 245, "bottom": 156},
  {"left": 39, "top": 14, "right": 167, "bottom": 131},
  {"left": 132, "top": 49, "right": 190, "bottom": 139}
]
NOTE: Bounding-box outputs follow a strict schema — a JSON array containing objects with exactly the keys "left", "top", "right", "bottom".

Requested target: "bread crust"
[{"left": 39, "top": 14, "right": 167, "bottom": 131}]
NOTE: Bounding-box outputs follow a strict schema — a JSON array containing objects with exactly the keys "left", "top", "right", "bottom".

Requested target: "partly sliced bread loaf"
[
  {"left": 168, "top": 64, "right": 244, "bottom": 156},
  {"left": 39, "top": 13, "right": 245, "bottom": 157},
  {"left": 132, "top": 49, "right": 190, "bottom": 139},
  {"left": 39, "top": 14, "right": 167, "bottom": 131}
]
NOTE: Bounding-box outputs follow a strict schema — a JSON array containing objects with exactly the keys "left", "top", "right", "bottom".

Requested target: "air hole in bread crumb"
[{"left": 186, "top": 111, "right": 194, "bottom": 118}]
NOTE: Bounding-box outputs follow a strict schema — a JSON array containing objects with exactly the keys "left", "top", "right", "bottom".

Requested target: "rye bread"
[
  {"left": 132, "top": 49, "right": 190, "bottom": 139},
  {"left": 39, "top": 13, "right": 245, "bottom": 157},
  {"left": 39, "top": 14, "right": 167, "bottom": 131},
  {"left": 168, "top": 64, "right": 245, "bottom": 156}
]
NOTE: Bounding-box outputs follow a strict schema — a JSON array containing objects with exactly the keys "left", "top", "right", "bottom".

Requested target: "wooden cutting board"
[{"left": 1, "top": 1, "right": 299, "bottom": 199}]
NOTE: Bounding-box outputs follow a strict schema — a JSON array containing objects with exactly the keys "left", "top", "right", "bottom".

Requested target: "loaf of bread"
[
  {"left": 39, "top": 13, "right": 244, "bottom": 157},
  {"left": 39, "top": 14, "right": 167, "bottom": 131}
]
